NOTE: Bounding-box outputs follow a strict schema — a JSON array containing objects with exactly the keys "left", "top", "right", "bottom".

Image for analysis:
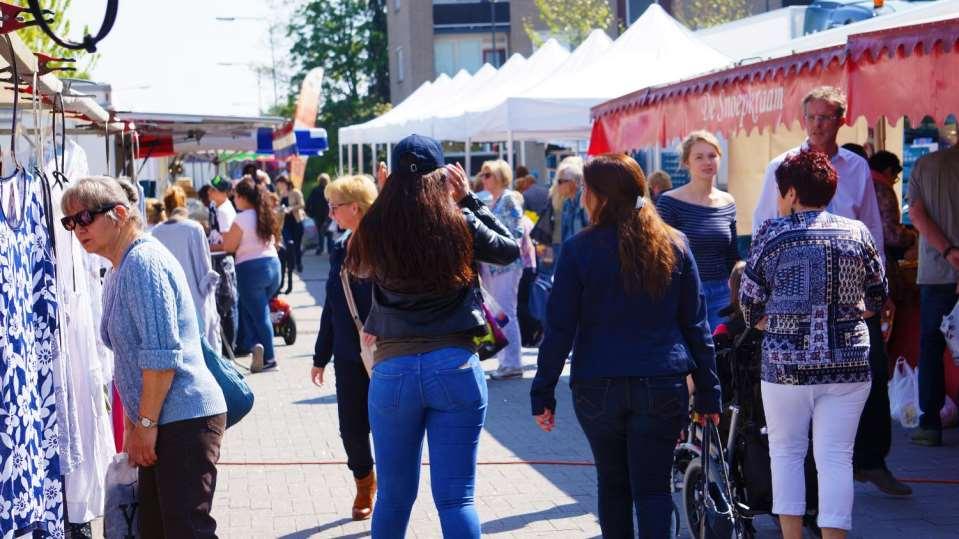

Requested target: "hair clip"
[{"left": 635, "top": 195, "right": 646, "bottom": 209}]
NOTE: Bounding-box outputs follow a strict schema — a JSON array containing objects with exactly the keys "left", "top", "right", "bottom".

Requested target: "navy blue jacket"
[
  {"left": 530, "top": 226, "right": 722, "bottom": 415},
  {"left": 313, "top": 232, "right": 372, "bottom": 368}
]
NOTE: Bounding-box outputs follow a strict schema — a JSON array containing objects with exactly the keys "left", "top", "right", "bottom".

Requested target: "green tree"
[
  {"left": 287, "top": 0, "right": 390, "bottom": 175},
  {"left": 17, "top": 0, "right": 98, "bottom": 79},
  {"left": 672, "top": 0, "right": 751, "bottom": 30},
  {"left": 524, "top": 0, "right": 613, "bottom": 48}
]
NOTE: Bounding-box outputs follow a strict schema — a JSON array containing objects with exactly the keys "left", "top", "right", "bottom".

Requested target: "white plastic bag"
[
  {"left": 941, "top": 396, "right": 959, "bottom": 429},
  {"left": 889, "top": 357, "right": 920, "bottom": 429},
  {"left": 103, "top": 453, "right": 139, "bottom": 539},
  {"left": 941, "top": 297, "right": 959, "bottom": 366}
]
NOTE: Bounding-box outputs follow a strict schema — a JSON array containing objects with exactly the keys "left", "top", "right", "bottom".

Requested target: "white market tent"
[
  {"left": 411, "top": 59, "right": 511, "bottom": 139},
  {"left": 486, "top": 4, "right": 731, "bottom": 142},
  {"left": 338, "top": 4, "right": 731, "bottom": 172}
]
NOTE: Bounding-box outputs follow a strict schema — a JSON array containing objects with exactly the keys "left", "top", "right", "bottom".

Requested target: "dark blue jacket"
[
  {"left": 313, "top": 232, "right": 371, "bottom": 368},
  {"left": 530, "top": 226, "right": 722, "bottom": 415}
]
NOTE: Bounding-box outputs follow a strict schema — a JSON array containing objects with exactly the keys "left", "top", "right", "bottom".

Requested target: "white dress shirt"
[{"left": 752, "top": 141, "right": 885, "bottom": 255}]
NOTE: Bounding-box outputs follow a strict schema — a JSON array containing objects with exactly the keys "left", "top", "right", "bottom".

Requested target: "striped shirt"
[{"left": 656, "top": 195, "right": 740, "bottom": 281}]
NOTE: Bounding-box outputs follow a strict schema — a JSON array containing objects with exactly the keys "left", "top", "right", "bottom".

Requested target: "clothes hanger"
[
  {"left": 50, "top": 92, "right": 68, "bottom": 188},
  {"left": 25, "top": 0, "right": 117, "bottom": 54}
]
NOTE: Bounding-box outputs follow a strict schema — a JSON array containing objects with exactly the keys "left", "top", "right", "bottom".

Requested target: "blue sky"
[{"left": 70, "top": 0, "right": 299, "bottom": 116}]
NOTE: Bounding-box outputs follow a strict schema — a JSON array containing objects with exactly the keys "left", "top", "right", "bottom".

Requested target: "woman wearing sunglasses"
[{"left": 61, "top": 176, "right": 227, "bottom": 538}]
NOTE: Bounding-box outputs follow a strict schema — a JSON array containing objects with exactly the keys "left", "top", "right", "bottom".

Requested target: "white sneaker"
[
  {"left": 489, "top": 366, "right": 523, "bottom": 380},
  {"left": 250, "top": 344, "right": 265, "bottom": 373}
]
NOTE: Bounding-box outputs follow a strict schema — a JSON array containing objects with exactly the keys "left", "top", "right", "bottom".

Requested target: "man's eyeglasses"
[
  {"left": 804, "top": 113, "right": 840, "bottom": 123},
  {"left": 329, "top": 202, "right": 350, "bottom": 212},
  {"left": 61, "top": 205, "right": 118, "bottom": 231}
]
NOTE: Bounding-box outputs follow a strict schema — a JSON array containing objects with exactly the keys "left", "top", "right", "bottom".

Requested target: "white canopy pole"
[
  {"left": 498, "top": 141, "right": 504, "bottom": 160},
  {"left": 347, "top": 144, "right": 354, "bottom": 174},
  {"left": 506, "top": 131, "right": 514, "bottom": 168},
  {"left": 338, "top": 144, "right": 344, "bottom": 176},
  {"left": 372, "top": 143, "right": 378, "bottom": 169},
  {"left": 465, "top": 138, "right": 472, "bottom": 174},
  {"left": 358, "top": 144, "right": 365, "bottom": 174},
  {"left": 386, "top": 143, "right": 392, "bottom": 172},
  {"left": 519, "top": 140, "right": 527, "bottom": 167}
]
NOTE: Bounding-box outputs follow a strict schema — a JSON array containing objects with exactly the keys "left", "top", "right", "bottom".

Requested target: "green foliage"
[
  {"left": 524, "top": 0, "right": 613, "bottom": 48},
  {"left": 287, "top": 0, "right": 390, "bottom": 175},
  {"left": 672, "top": 0, "right": 751, "bottom": 30},
  {"left": 17, "top": 0, "right": 98, "bottom": 79}
]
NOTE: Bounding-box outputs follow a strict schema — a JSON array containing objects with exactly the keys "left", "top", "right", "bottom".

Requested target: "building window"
[
  {"left": 435, "top": 37, "right": 483, "bottom": 77},
  {"left": 482, "top": 48, "right": 506, "bottom": 66},
  {"left": 396, "top": 46, "right": 405, "bottom": 83}
]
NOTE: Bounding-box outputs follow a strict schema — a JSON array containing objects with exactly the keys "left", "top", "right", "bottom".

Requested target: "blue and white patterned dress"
[{"left": 0, "top": 171, "right": 63, "bottom": 539}]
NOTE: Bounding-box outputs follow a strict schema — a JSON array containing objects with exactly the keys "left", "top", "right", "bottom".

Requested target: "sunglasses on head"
[{"left": 61, "top": 205, "right": 119, "bottom": 231}]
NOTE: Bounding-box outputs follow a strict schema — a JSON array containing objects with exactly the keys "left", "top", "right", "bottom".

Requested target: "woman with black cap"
[{"left": 345, "top": 134, "right": 520, "bottom": 538}]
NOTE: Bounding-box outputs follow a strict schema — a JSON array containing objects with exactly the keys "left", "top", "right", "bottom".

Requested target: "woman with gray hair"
[{"left": 60, "top": 176, "right": 228, "bottom": 538}]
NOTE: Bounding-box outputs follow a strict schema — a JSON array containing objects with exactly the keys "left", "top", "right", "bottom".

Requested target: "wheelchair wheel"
[
  {"left": 683, "top": 460, "right": 738, "bottom": 539},
  {"left": 279, "top": 317, "right": 297, "bottom": 345}
]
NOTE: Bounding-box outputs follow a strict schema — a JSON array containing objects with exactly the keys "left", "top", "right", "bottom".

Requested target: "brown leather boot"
[{"left": 352, "top": 472, "right": 376, "bottom": 521}]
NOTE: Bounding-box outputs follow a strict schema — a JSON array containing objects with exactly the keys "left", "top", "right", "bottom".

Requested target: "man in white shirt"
[
  {"left": 752, "top": 86, "right": 909, "bottom": 497},
  {"left": 209, "top": 175, "right": 237, "bottom": 239}
]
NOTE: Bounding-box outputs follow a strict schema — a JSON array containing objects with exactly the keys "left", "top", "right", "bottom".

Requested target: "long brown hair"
[
  {"left": 584, "top": 153, "right": 680, "bottom": 297},
  {"left": 345, "top": 168, "right": 474, "bottom": 294},
  {"left": 234, "top": 177, "right": 277, "bottom": 242}
]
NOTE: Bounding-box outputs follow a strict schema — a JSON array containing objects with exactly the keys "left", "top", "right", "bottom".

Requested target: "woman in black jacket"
[
  {"left": 345, "top": 134, "right": 519, "bottom": 539},
  {"left": 311, "top": 174, "right": 379, "bottom": 521}
]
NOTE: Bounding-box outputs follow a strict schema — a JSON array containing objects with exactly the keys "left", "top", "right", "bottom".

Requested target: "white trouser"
[
  {"left": 480, "top": 266, "right": 523, "bottom": 370},
  {"left": 760, "top": 380, "right": 871, "bottom": 530}
]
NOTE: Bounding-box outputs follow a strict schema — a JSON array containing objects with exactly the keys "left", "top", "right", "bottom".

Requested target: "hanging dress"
[{"left": 0, "top": 170, "right": 64, "bottom": 538}]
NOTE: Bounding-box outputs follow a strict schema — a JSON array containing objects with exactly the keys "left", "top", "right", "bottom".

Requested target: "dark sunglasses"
[{"left": 61, "top": 205, "right": 118, "bottom": 231}]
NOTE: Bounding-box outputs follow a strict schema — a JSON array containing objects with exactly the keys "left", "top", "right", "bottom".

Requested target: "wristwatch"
[{"left": 138, "top": 415, "right": 158, "bottom": 429}]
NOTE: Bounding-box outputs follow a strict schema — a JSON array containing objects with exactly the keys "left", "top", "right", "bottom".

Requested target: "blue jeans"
[
  {"left": 573, "top": 375, "right": 688, "bottom": 538},
  {"left": 919, "top": 284, "right": 959, "bottom": 430},
  {"left": 368, "top": 348, "right": 487, "bottom": 538},
  {"left": 701, "top": 278, "right": 732, "bottom": 331},
  {"left": 235, "top": 256, "right": 281, "bottom": 361}
]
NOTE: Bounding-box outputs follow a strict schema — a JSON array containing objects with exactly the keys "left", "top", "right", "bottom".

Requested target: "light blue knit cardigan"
[{"left": 101, "top": 236, "right": 227, "bottom": 425}]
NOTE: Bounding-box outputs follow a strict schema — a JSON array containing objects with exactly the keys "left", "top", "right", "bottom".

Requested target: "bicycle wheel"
[{"left": 683, "top": 459, "right": 739, "bottom": 539}]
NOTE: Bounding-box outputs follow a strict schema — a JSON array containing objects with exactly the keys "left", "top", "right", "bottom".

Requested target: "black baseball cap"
[
  {"left": 210, "top": 175, "right": 232, "bottom": 192},
  {"left": 391, "top": 134, "right": 444, "bottom": 174}
]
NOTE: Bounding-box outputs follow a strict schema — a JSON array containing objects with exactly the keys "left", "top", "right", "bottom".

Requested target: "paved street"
[{"left": 210, "top": 252, "right": 959, "bottom": 538}]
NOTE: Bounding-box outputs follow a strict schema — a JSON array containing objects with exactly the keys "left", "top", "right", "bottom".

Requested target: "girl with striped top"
[{"left": 656, "top": 130, "right": 740, "bottom": 330}]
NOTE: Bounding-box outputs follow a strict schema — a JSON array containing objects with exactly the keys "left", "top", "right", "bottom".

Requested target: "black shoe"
[{"left": 261, "top": 359, "right": 278, "bottom": 371}]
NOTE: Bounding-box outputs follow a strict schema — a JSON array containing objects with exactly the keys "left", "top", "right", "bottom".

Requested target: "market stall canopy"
[
  {"left": 114, "top": 111, "right": 286, "bottom": 157},
  {"left": 438, "top": 39, "right": 569, "bottom": 141},
  {"left": 339, "top": 76, "right": 443, "bottom": 145},
  {"left": 466, "top": 29, "right": 612, "bottom": 142},
  {"left": 415, "top": 61, "right": 505, "bottom": 140},
  {"left": 588, "top": 0, "right": 959, "bottom": 153},
  {"left": 488, "top": 5, "right": 730, "bottom": 142}
]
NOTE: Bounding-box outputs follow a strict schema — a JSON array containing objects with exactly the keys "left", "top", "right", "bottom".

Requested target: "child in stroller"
[{"left": 675, "top": 263, "right": 821, "bottom": 538}]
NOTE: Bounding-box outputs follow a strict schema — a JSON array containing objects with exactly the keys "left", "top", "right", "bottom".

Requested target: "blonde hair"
[
  {"left": 61, "top": 176, "right": 143, "bottom": 228},
  {"left": 802, "top": 86, "right": 846, "bottom": 119},
  {"left": 325, "top": 175, "right": 379, "bottom": 214},
  {"left": 648, "top": 170, "right": 673, "bottom": 192},
  {"left": 145, "top": 198, "right": 166, "bottom": 225},
  {"left": 481, "top": 159, "right": 513, "bottom": 189},
  {"left": 680, "top": 130, "right": 722, "bottom": 166},
  {"left": 162, "top": 185, "right": 188, "bottom": 215}
]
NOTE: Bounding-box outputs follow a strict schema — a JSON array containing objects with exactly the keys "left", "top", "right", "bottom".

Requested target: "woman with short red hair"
[{"left": 741, "top": 150, "right": 887, "bottom": 538}]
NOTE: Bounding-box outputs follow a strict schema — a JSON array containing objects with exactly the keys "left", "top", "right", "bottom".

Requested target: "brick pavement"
[{"left": 210, "top": 252, "right": 959, "bottom": 538}]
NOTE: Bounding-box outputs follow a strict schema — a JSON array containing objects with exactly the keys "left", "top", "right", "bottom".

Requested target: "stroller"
[{"left": 674, "top": 325, "right": 774, "bottom": 538}]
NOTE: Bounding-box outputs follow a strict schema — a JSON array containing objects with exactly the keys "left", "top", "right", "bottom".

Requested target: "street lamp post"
[{"left": 216, "top": 16, "right": 279, "bottom": 109}]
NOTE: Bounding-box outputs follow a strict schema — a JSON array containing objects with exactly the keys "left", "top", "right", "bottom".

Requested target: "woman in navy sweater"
[
  {"left": 311, "top": 175, "right": 379, "bottom": 521},
  {"left": 530, "top": 153, "right": 722, "bottom": 538}
]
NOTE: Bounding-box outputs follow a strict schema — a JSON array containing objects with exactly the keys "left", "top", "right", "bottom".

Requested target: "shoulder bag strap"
[{"left": 340, "top": 267, "right": 365, "bottom": 336}]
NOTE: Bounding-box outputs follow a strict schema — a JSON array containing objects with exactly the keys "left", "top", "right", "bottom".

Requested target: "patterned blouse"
[
  {"left": 740, "top": 210, "right": 887, "bottom": 385},
  {"left": 481, "top": 189, "right": 524, "bottom": 276}
]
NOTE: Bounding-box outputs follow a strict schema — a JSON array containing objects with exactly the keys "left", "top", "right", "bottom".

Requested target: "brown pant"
[{"left": 138, "top": 413, "right": 226, "bottom": 539}]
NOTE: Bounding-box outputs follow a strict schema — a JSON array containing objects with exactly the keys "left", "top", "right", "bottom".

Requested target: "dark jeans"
[
  {"left": 918, "top": 284, "right": 959, "bottom": 430},
  {"left": 853, "top": 315, "right": 891, "bottom": 470},
  {"left": 334, "top": 359, "right": 374, "bottom": 479},
  {"left": 368, "top": 348, "right": 486, "bottom": 538},
  {"left": 283, "top": 220, "right": 304, "bottom": 271},
  {"left": 138, "top": 414, "right": 226, "bottom": 539},
  {"left": 573, "top": 376, "right": 688, "bottom": 539}
]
